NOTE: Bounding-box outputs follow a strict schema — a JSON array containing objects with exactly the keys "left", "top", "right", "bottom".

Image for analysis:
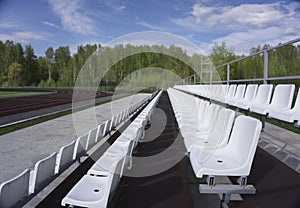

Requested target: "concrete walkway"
[
  {"left": 258, "top": 122, "right": 300, "bottom": 173},
  {"left": 0, "top": 94, "right": 150, "bottom": 183}
]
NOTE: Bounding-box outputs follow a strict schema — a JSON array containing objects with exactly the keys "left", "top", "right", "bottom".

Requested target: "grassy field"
[{"left": 0, "top": 91, "right": 51, "bottom": 99}]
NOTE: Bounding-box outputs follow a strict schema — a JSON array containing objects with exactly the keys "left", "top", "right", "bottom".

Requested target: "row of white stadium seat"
[
  {"left": 167, "top": 88, "right": 262, "bottom": 179},
  {"left": 0, "top": 93, "right": 158, "bottom": 208},
  {"left": 174, "top": 84, "right": 300, "bottom": 126},
  {"left": 61, "top": 91, "right": 162, "bottom": 208}
]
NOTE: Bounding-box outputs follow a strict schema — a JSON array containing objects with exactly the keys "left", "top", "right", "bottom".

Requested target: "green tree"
[
  {"left": 45, "top": 47, "right": 54, "bottom": 82},
  {"left": 23, "top": 44, "right": 39, "bottom": 86},
  {"left": 54, "top": 46, "right": 71, "bottom": 86},
  {"left": 7, "top": 62, "right": 22, "bottom": 86},
  {"left": 210, "top": 42, "right": 236, "bottom": 80}
]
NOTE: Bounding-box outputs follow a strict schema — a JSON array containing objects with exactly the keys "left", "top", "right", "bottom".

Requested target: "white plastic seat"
[
  {"left": 237, "top": 84, "right": 272, "bottom": 110},
  {"left": 0, "top": 169, "right": 30, "bottom": 208},
  {"left": 173, "top": 95, "right": 200, "bottom": 120},
  {"left": 96, "top": 123, "right": 105, "bottom": 143},
  {"left": 178, "top": 100, "right": 209, "bottom": 129},
  {"left": 184, "top": 108, "right": 235, "bottom": 152},
  {"left": 103, "top": 119, "right": 112, "bottom": 136},
  {"left": 86, "top": 128, "right": 98, "bottom": 150},
  {"left": 227, "top": 84, "right": 246, "bottom": 105},
  {"left": 268, "top": 88, "right": 300, "bottom": 123},
  {"left": 56, "top": 141, "right": 76, "bottom": 173},
  {"left": 73, "top": 134, "right": 88, "bottom": 160},
  {"left": 213, "top": 85, "right": 228, "bottom": 101},
  {"left": 250, "top": 84, "right": 295, "bottom": 115},
  {"left": 180, "top": 104, "right": 220, "bottom": 139},
  {"left": 117, "top": 111, "right": 123, "bottom": 125},
  {"left": 61, "top": 175, "right": 111, "bottom": 208},
  {"left": 233, "top": 84, "right": 258, "bottom": 108},
  {"left": 29, "top": 152, "right": 57, "bottom": 193},
  {"left": 62, "top": 154, "right": 125, "bottom": 208},
  {"left": 123, "top": 125, "right": 143, "bottom": 142},
  {"left": 219, "top": 85, "right": 236, "bottom": 103},
  {"left": 88, "top": 152, "right": 126, "bottom": 176},
  {"left": 190, "top": 116, "right": 262, "bottom": 178},
  {"left": 109, "top": 116, "right": 116, "bottom": 132}
]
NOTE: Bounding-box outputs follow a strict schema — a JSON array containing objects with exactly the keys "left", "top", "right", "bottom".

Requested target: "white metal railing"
[{"left": 179, "top": 37, "right": 300, "bottom": 85}]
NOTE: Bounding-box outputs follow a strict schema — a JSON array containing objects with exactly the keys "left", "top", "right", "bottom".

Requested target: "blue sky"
[{"left": 0, "top": 0, "right": 299, "bottom": 56}]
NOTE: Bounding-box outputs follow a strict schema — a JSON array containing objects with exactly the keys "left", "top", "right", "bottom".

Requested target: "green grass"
[{"left": 0, "top": 91, "right": 51, "bottom": 99}]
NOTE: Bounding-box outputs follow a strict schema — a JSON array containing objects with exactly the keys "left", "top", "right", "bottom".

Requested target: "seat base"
[{"left": 199, "top": 183, "right": 256, "bottom": 208}]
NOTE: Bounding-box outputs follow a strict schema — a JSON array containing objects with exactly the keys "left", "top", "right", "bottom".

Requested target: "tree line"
[
  {"left": 0, "top": 39, "right": 299, "bottom": 90},
  {"left": 210, "top": 42, "right": 300, "bottom": 85}
]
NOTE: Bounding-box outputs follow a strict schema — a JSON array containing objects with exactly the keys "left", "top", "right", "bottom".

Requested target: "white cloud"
[
  {"left": 227, "top": 4, "right": 284, "bottom": 28},
  {"left": 136, "top": 17, "right": 162, "bottom": 30},
  {"left": 175, "top": 3, "right": 285, "bottom": 29},
  {"left": 0, "top": 21, "right": 21, "bottom": 29},
  {"left": 117, "top": 5, "right": 126, "bottom": 12},
  {"left": 172, "top": 2, "right": 300, "bottom": 55},
  {"left": 43, "top": 21, "right": 59, "bottom": 29},
  {"left": 0, "top": 31, "right": 48, "bottom": 43},
  {"left": 97, "top": 0, "right": 126, "bottom": 12},
  {"left": 48, "top": 0, "right": 96, "bottom": 35},
  {"left": 212, "top": 26, "right": 299, "bottom": 55}
]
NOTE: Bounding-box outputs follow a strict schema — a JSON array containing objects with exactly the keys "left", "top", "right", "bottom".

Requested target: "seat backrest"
[
  {"left": 104, "top": 119, "right": 112, "bottom": 136},
  {"left": 74, "top": 133, "right": 89, "bottom": 160},
  {"left": 233, "top": 84, "right": 246, "bottom": 99},
  {"left": 208, "top": 108, "right": 235, "bottom": 147},
  {"left": 31, "top": 152, "right": 57, "bottom": 193},
  {"left": 197, "top": 100, "right": 209, "bottom": 123},
  {"left": 269, "top": 84, "right": 295, "bottom": 109},
  {"left": 117, "top": 112, "right": 123, "bottom": 124},
  {"left": 227, "top": 116, "right": 262, "bottom": 174},
  {"left": 110, "top": 116, "right": 116, "bottom": 130},
  {"left": 96, "top": 123, "right": 104, "bottom": 143},
  {"left": 99, "top": 122, "right": 106, "bottom": 137},
  {"left": 120, "top": 110, "right": 126, "bottom": 123},
  {"left": 86, "top": 128, "right": 97, "bottom": 150},
  {"left": 219, "top": 85, "right": 229, "bottom": 99},
  {"left": 114, "top": 114, "right": 120, "bottom": 127},
  {"left": 199, "top": 104, "right": 221, "bottom": 130},
  {"left": 243, "top": 84, "right": 258, "bottom": 101},
  {"left": 0, "top": 169, "right": 30, "bottom": 208},
  {"left": 109, "top": 154, "right": 126, "bottom": 194},
  {"left": 292, "top": 88, "right": 300, "bottom": 112},
  {"left": 56, "top": 141, "right": 76, "bottom": 173},
  {"left": 88, "top": 152, "right": 125, "bottom": 175},
  {"left": 254, "top": 84, "right": 273, "bottom": 105},
  {"left": 226, "top": 85, "right": 237, "bottom": 98}
]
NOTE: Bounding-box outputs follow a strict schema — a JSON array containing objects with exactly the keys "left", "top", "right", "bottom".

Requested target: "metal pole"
[
  {"left": 200, "top": 71, "right": 203, "bottom": 83},
  {"left": 227, "top": 64, "right": 230, "bottom": 85},
  {"left": 263, "top": 51, "right": 268, "bottom": 84}
]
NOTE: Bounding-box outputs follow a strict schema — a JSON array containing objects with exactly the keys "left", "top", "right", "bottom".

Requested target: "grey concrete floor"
[
  {"left": 258, "top": 122, "right": 300, "bottom": 173},
  {"left": 0, "top": 94, "right": 150, "bottom": 183}
]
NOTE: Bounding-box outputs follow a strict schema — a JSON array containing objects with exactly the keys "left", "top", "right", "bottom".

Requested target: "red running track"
[{"left": 0, "top": 88, "right": 112, "bottom": 118}]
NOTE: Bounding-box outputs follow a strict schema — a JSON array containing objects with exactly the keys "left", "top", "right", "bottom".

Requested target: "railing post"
[
  {"left": 200, "top": 71, "right": 203, "bottom": 83},
  {"left": 227, "top": 64, "right": 230, "bottom": 85},
  {"left": 263, "top": 51, "right": 268, "bottom": 84}
]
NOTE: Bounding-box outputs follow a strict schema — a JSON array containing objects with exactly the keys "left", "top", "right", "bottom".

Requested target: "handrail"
[
  {"left": 178, "top": 37, "right": 300, "bottom": 85},
  {"left": 214, "top": 37, "right": 300, "bottom": 69}
]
